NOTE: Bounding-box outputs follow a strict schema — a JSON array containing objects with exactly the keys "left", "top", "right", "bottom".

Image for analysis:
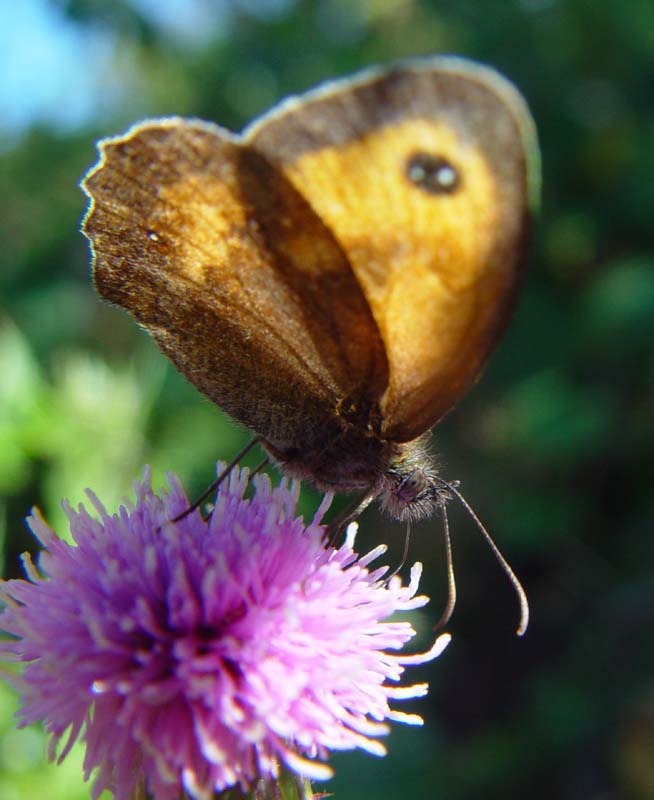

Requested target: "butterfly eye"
[{"left": 406, "top": 153, "right": 461, "bottom": 195}]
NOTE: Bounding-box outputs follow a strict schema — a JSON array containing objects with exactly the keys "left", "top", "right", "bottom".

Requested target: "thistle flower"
[{"left": 0, "top": 466, "right": 450, "bottom": 800}]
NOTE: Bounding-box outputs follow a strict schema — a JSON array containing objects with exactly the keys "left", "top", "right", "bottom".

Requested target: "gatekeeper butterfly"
[{"left": 82, "top": 57, "right": 539, "bottom": 630}]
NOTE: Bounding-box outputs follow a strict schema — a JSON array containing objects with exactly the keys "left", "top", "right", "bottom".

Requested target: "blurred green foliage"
[{"left": 1, "top": 0, "right": 652, "bottom": 798}]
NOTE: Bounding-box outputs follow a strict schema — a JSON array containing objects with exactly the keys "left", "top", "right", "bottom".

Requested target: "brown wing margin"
[{"left": 81, "top": 119, "right": 389, "bottom": 451}]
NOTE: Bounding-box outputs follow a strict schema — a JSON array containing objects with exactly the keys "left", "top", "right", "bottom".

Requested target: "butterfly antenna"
[
  {"left": 433, "top": 500, "right": 457, "bottom": 631},
  {"left": 171, "top": 436, "right": 262, "bottom": 524},
  {"left": 386, "top": 520, "right": 412, "bottom": 581},
  {"left": 436, "top": 477, "right": 529, "bottom": 637}
]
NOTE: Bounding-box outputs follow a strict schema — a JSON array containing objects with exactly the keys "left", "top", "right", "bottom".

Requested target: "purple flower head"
[{"left": 0, "top": 466, "right": 450, "bottom": 799}]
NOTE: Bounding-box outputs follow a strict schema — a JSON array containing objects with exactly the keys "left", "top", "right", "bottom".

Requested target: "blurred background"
[{"left": 0, "top": 0, "right": 652, "bottom": 798}]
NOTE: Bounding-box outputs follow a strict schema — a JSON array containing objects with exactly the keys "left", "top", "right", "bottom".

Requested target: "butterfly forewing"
[{"left": 247, "top": 58, "right": 539, "bottom": 441}]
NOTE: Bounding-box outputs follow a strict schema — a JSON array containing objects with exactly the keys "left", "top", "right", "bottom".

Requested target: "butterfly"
[{"left": 82, "top": 56, "right": 539, "bottom": 632}]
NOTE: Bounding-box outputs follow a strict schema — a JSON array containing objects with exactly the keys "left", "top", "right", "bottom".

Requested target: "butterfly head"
[{"left": 378, "top": 435, "right": 451, "bottom": 522}]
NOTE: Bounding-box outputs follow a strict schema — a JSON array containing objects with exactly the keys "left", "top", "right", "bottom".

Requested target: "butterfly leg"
[
  {"left": 171, "top": 436, "right": 262, "bottom": 523},
  {"left": 384, "top": 520, "right": 413, "bottom": 583},
  {"left": 326, "top": 490, "right": 375, "bottom": 546},
  {"left": 248, "top": 456, "right": 270, "bottom": 480}
]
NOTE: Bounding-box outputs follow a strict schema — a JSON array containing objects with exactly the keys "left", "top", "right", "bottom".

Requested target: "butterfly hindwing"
[{"left": 82, "top": 119, "right": 389, "bottom": 452}]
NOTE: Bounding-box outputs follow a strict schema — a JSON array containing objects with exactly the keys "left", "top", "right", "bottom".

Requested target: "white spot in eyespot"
[
  {"left": 437, "top": 165, "right": 457, "bottom": 188},
  {"left": 408, "top": 163, "right": 426, "bottom": 183},
  {"left": 147, "top": 230, "right": 160, "bottom": 242}
]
